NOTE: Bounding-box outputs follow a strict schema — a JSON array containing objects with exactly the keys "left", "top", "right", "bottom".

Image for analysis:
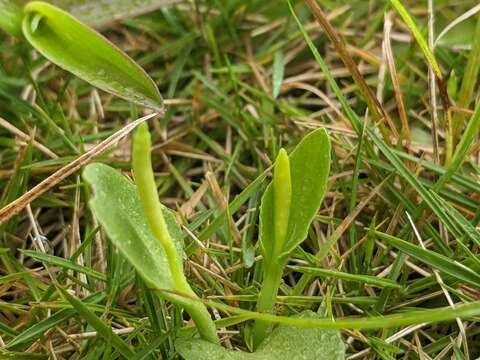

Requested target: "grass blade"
[
  {"left": 288, "top": 266, "right": 402, "bottom": 289},
  {"left": 57, "top": 286, "right": 134, "bottom": 358},
  {"left": 8, "top": 293, "right": 104, "bottom": 348},
  {"left": 375, "top": 231, "right": 480, "bottom": 287},
  {"left": 389, "top": 0, "right": 443, "bottom": 80},
  {"left": 19, "top": 250, "right": 106, "bottom": 281}
]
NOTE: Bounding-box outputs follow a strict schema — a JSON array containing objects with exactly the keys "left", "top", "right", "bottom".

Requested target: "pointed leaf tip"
[{"left": 22, "top": 1, "right": 164, "bottom": 111}]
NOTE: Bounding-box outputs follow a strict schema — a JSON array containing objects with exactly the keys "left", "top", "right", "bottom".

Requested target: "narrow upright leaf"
[
  {"left": 22, "top": 1, "right": 163, "bottom": 111},
  {"left": 254, "top": 129, "right": 331, "bottom": 347}
]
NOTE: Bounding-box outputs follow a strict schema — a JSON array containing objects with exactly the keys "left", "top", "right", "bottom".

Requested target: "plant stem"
[
  {"left": 132, "top": 122, "right": 218, "bottom": 344},
  {"left": 183, "top": 301, "right": 219, "bottom": 344},
  {"left": 252, "top": 259, "right": 284, "bottom": 349}
]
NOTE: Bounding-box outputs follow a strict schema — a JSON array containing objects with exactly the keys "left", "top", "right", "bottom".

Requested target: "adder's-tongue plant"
[
  {"left": 132, "top": 123, "right": 219, "bottom": 344},
  {"left": 253, "top": 128, "right": 331, "bottom": 348},
  {"left": 83, "top": 136, "right": 220, "bottom": 344},
  {"left": 1, "top": 0, "right": 340, "bottom": 354}
]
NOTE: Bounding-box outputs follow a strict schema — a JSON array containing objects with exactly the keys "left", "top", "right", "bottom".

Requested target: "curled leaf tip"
[
  {"left": 29, "top": 13, "right": 44, "bottom": 33},
  {"left": 22, "top": 1, "right": 164, "bottom": 111}
]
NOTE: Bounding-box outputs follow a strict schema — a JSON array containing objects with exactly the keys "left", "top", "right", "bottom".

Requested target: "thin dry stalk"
[
  {"left": 0, "top": 113, "right": 159, "bottom": 225},
  {"left": 384, "top": 12, "right": 411, "bottom": 145},
  {"left": 0, "top": 117, "right": 57, "bottom": 159},
  {"left": 303, "top": 0, "right": 399, "bottom": 141}
]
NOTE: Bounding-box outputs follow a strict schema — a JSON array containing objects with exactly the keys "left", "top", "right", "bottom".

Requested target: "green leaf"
[
  {"left": 19, "top": 249, "right": 106, "bottom": 281},
  {"left": 8, "top": 293, "right": 104, "bottom": 347},
  {"left": 260, "top": 128, "right": 331, "bottom": 262},
  {"left": 82, "top": 163, "right": 184, "bottom": 302},
  {"left": 176, "top": 311, "right": 344, "bottom": 360},
  {"left": 22, "top": 1, "right": 163, "bottom": 111},
  {"left": 429, "top": 190, "right": 480, "bottom": 248},
  {"left": 437, "top": 102, "right": 480, "bottom": 191}
]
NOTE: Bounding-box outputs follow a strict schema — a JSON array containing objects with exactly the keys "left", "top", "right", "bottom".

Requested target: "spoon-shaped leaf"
[
  {"left": 176, "top": 311, "right": 345, "bottom": 360},
  {"left": 82, "top": 163, "right": 183, "bottom": 301},
  {"left": 22, "top": 1, "right": 163, "bottom": 111}
]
